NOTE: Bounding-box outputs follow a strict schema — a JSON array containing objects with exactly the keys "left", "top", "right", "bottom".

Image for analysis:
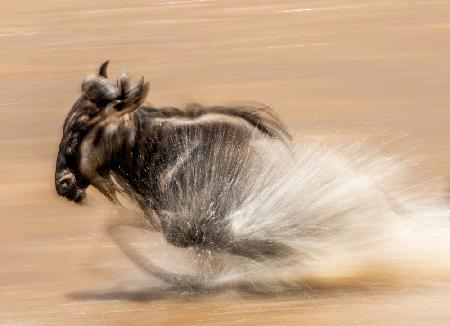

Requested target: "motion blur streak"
[{"left": 1, "top": 0, "right": 450, "bottom": 325}]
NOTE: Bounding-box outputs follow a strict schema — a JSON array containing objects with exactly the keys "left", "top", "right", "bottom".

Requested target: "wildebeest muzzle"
[{"left": 55, "top": 170, "right": 86, "bottom": 203}]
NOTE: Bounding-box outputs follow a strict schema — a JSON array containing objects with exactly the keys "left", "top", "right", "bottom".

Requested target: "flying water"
[{"left": 110, "top": 127, "right": 450, "bottom": 292}]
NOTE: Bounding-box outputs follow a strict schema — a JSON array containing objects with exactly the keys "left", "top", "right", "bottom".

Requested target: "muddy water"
[{"left": 1, "top": 0, "right": 450, "bottom": 325}]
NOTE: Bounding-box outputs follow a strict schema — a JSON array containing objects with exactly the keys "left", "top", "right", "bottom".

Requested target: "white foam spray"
[{"left": 111, "top": 129, "right": 450, "bottom": 292}]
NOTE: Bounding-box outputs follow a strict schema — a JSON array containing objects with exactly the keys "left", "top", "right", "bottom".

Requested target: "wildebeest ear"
[
  {"left": 114, "top": 77, "right": 149, "bottom": 113},
  {"left": 98, "top": 60, "right": 109, "bottom": 78}
]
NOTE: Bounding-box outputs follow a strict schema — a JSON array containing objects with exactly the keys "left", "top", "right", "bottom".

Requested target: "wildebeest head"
[{"left": 55, "top": 61, "right": 149, "bottom": 203}]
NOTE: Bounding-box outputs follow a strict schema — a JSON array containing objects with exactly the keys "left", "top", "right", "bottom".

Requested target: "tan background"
[{"left": 1, "top": 0, "right": 449, "bottom": 325}]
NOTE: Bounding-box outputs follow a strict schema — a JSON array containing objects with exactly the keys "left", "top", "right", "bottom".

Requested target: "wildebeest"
[{"left": 55, "top": 61, "right": 292, "bottom": 270}]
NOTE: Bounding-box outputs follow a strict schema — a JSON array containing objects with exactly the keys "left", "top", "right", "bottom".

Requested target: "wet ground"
[{"left": 1, "top": 0, "right": 450, "bottom": 325}]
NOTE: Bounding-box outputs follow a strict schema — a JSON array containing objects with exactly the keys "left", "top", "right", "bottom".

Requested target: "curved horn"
[
  {"left": 98, "top": 60, "right": 109, "bottom": 78},
  {"left": 129, "top": 77, "right": 149, "bottom": 104}
]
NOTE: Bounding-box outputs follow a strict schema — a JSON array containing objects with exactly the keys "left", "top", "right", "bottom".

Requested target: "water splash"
[{"left": 110, "top": 129, "right": 450, "bottom": 292}]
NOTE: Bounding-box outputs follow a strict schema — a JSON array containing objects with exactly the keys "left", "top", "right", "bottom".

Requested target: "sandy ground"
[{"left": 1, "top": 0, "right": 450, "bottom": 325}]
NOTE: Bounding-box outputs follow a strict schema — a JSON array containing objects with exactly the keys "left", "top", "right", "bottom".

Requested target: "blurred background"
[{"left": 1, "top": 0, "right": 449, "bottom": 325}]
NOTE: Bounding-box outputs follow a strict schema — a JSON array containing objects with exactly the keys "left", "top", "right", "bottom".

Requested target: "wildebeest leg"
[{"left": 106, "top": 221, "right": 203, "bottom": 289}]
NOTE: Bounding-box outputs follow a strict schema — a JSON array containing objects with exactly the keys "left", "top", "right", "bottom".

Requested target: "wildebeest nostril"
[
  {"left": 56, "top": 171, "right": 77, "bottom": 196},
  {"left": 55, "top": 171, "right": 87, "bottom": 203},
  {"left": 60, "top": 179, "right": 70, "bottom": 190},
  {"left": 59, "top": 176, "right": 74, "bottom": 189}
]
